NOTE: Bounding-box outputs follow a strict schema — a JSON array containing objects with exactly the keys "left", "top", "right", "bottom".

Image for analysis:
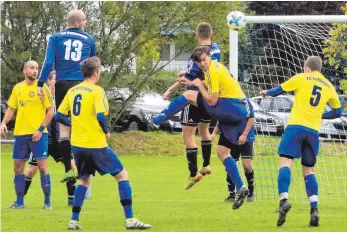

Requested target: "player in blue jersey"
[
  {"left": 160, "top": 23, "right": 221, "bottom": 190},
  {"left": 55, "top": 57, "right": 151, "bottom": 230},
  {"left": 1, "top": 61, "right": 54, "bottom": 209},
  {"left": 37, "top": 9, "right": 96, "bottom": 202},
  {"left": 212, "top": 98, "right": 255, "bottom": 202},
  {"left": 260, "top": 56, "right": 343, "bottom": 227}
]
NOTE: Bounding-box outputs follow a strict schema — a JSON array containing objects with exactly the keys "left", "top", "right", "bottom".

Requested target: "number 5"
[{"left": 310, "top": 85, "right": 322, "bottom": 107}]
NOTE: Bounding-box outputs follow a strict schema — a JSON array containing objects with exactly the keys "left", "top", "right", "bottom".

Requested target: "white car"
[{"left": 252, "top": 95, "right": 347, "bottom": 141}]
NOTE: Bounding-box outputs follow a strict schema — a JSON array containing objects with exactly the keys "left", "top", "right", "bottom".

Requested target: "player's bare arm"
[{"left": 0, "top": 106, "right": 16, "bottom": 136}]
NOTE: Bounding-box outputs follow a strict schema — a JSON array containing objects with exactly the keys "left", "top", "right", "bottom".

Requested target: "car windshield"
[
  {"left": 249, "top": 99, "right": 264, "bottom": 111},
  {"left": 136, "top": 93, "right": 169, "bottom": 106}
]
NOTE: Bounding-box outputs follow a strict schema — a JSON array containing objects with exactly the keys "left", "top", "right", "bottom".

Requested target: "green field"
[{"left": 1, "top": 132, "right": 347, "bottom": 232}]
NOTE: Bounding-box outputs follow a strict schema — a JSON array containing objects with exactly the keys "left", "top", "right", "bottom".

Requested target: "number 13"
[{"left": 64, "top": 39, "right": 83, "bottom": 61}]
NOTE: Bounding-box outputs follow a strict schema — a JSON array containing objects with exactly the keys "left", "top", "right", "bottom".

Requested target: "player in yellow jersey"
[
  {"left": 260, "top": 56, "right": 342, "bottom": 227},
  {"left": 55, "top": 57, "right": 151, "bottom": 230},
  {"left": 154, "top": 46, "right": 250, "bottom": 209},
  {"left": 0, "top": 60, "right": 54, "bottom": 209}
]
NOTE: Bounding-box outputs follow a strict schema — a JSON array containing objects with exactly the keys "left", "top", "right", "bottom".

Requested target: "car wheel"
[{"left": 126, "top": 117, "right": 147, "bottom": 131}]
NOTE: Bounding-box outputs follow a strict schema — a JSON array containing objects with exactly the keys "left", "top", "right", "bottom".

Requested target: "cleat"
[
  {"left": 309, "top": 208, "right": 319, "bottom": 227},
  {"left": 8, "top": 202, "right": 24, "bottom": 209},
  {"left": 67, "top": 220, "right": 82, "bottom": 230},
  {"left": 126, "top": 218, "right": 151, "bottom": 230},
  {"left": 247, "top": 193, "right": 255, "bottom": 202},
  {"left": 60, "top": 170, "right": 76, "bottom": 183},
  {"left": 222, "top": 194, "right": 235, "bottom": 202},
  {"left": 199, "top": 165, "right": 212, "bottom": 176},
  {"left": 232, "top": 186, "right": 249, "bottom": 209},
  {"left": 184, "top": 173, "right": 203, "bottom": 190},
  {"left": 44, "top": 204, "right": 53, "bottom": 210},
  {"left": 277, "top": 199, "right": 292, "bottom": 227}
]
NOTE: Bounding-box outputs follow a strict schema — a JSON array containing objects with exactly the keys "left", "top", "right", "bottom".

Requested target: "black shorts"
[
  {"left": 55, "top": 80, "right": 82, "bottom": 109},
  {"left": 218, "top": 132, "right": 254, "bottom": 161},
  {"left": 28, "top": 142, "right": 63, "bottom": 166},
  {"left": 180, "top": 101, "right": 211, "bottom": 127}
]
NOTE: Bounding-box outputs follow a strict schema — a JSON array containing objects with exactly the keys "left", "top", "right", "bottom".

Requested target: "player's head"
[
  {"left": 23, "top": 60, "right": 39, "bottom": 81},
  {"left": 67, "top": 9, "right": 87, "bottom": 30},
  {"left": 191, "top": 46, "right": 211, "bottom": 71},
  {"left": 80, "top": 56, "right": 101, "bottom": 83},
  {"left": 195, "top": 22, "right": 213, "bottom": 41},
  {"left": 304, "top": 56, "right": 322, "bottom": 73},
  {"left": 47, "top": 71, "right": 56, "bottom": 87}
]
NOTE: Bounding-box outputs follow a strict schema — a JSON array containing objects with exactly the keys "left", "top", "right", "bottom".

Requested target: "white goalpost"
[{"left": 229, "top": 14, "right": 347, "bottom": 203}]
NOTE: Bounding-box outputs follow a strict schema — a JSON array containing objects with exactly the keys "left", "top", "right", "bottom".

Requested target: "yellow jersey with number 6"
[
  {"left": 58, "top": 81, "right": 109, "bottom": 148},
  {"left": 281, "top": 72, "right": 341, "bottom": 132}
]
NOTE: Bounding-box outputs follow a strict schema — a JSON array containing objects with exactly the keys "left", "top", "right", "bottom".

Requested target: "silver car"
[{"left": 252, "top": 95, "right": 347, "bottom": 141}]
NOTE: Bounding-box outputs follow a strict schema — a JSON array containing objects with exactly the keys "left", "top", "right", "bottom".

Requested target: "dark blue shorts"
[
  {"left": 197, "top": 93, "right": 248, "bottom": 124},
  {"left": 72, "top": 146, "right": 124, "bottom": 179},
  {"left": 13, "top": 134, "right": 48, "bottom": 160},
  {"left": 278, "top": 125, "right": 319, "bottom": 167}
]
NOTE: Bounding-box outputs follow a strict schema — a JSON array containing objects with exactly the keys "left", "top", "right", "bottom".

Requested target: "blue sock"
[
  {"left": 278, "top": 166, "right": 291, "bottom": 198},
  {"left": 153, "top": 95, "right": 189, "bottom": 125},
  {"left": 118, "top": 180, "right": 134, "bottom": 219},
  {"left": 223, "top": 157, "right": 244, "bottom": 190},
  {"left": 14, "top": 174, "right": 25, "bottom": 205},
  {"left": 304, "top": 174, "right": 318, "bottom": 209},
  {"left": 72, "top": 185, "right": 88, "bottom": 221},
  {"left": 40, "top": 174, "right": 51, "bottom": 205}
]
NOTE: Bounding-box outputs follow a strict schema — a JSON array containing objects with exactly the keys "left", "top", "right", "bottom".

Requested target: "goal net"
[{"left": 235, "top": 21, "right": 347, "bottom": 203}]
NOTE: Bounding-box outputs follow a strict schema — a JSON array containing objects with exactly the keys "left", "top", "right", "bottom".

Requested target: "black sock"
[
  {"left": 24, "top": 175, "right": 33, "bottom": 196},
  {"left": 226, "top": 174, "right": 236, "bottom": 196},
  {"left": 245, "top": 168, "right": 254, "bottom": 195},
  {"left": 201, "top": 140, "right": 212, "bottom": 167},
  {"left": 66, "top": 179, "right": 76, "bottom": 203},
  {"left": 59, "top": 140, "right": 72, "bottom": 172},
  {"left": 186, "top": 148, "right": 198, "bottom": 177}
]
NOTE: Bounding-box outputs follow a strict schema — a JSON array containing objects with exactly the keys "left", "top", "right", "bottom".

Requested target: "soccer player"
[
  {"left": 155, "top": 46, "right": 250, "bottom": 209},
  {"left": 37, "top": 9, "right": 96, "bottom": 185},
  {"left": 55, "top": 57, "right": 151, "bottom": 230},
  {"left": 211, "top": 98, "right": 255, "bottom": 202},
  {"left": 260, "top": 56, "right": 343, "bottom": 227},
  {"left": 25, "top": 71, "right": 78, "bottom": 206},
  {"left": 160, "top": 22, "right": 221, "bottom": 190},
  {"left": 0, "top": 60, "right": 54, "bottom": 209}
]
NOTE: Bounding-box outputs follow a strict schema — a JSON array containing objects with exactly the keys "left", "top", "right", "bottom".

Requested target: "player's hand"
[
  {"left": 32, "top": 131, "right": 42, "bottom": 142},
  {"left": 177, "top": 70, "right": 186, "bottom": 79},
  {"left": 178, "top": 77, "right": 193, "bottom": 86},
  {"left": 0, "top": 123, "right": 8, "bottom": 136},
  {"left": 192, "top": 78, "right": 203, "bottom": 88},
  {"left": 37, "top": 87, "right": 45, "bottom": 100},
  {"left": 105, "top": 132, "right": 111, "bottom": 140},
  {"left": 260, "top": 90, "right": 267, "bottom": 98},
  {"left": 238, "top": 134, "right": 247, "bottom": 145},
  {"left": 163, "top": 89, "right": 171, "bottom": 100}
]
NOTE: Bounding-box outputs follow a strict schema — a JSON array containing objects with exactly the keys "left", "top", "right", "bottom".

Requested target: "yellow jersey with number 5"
[
  {"left": 58, "top": 81, "right": 109, "bottom": 148},
  {"left": 281, "top": 72, "right": 341, "bottom": 132}
]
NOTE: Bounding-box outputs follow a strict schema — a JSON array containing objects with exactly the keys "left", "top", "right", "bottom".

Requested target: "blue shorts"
[
  {"left": 198, "top": 93, "right": 248, "bottom": 123},
  {"left": 72, "top": 146, "right": 124, "bottom": 179},
  {"left": 13, "top": 134, "right": 48, "bottom": 160},
  {"left": 278, "top": 125, "right": 319, "bottom": 167},
  {"left": 217, "top": 121, "right": 255, "bottom": 145}
]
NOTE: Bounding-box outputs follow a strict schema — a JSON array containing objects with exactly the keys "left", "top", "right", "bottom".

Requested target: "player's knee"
[
  {"left": 80, "top": 177, "right": 91, "bottom": 187},
  {"left": 13, "top": 161, "right": 25, "bottom": 174},
  {"left": 26, "top": 166, "right": 39, "bottom": 177},
  {"left": 302, "top": 165, "right": 315, "bottom": 176},
  {"left": 115, "top": 168, "right": 129, "bottom": 182},
  {"left": 242, "top": 159, "right": 252, "bottom": 170}
]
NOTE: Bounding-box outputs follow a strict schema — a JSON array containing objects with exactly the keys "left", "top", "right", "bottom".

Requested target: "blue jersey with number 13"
[{"left": 39, "top": 28, "right": 96, "bottom": 84}]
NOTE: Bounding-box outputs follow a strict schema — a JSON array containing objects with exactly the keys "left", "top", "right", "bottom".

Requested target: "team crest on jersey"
[{"left": 29, "top": 91, "right": 35, "bottom": 97}]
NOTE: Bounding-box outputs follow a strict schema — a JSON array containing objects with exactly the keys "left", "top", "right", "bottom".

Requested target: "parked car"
[
  {"left": 106, "top": 88, "right": 181, "bottom": 133},
  {"left": 339, "top": 95, "right": 347, "bottom": 117},
  {"left": 252, "top": 95, "right": 347, "bottom": 141},
  {"left": 209, "top": 99, "right": 285, "bottom": 136}
]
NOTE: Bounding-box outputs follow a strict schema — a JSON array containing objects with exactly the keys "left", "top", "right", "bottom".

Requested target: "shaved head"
[
  {"left": 24, "top": 60, "right": 38, "bottom": 69},
  {"left": 67, "top": 9, "right": 86, "bottom": 30}
]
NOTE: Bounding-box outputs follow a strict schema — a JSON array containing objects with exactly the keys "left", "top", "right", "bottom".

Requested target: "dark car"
[{"left": 106, "top": 88, "right": 181, "bottom": 133}]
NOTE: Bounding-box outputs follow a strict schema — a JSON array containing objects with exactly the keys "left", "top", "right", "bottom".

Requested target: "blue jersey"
[
  {"left": 186, "top": 43, "right": 221, "bottom": 91},
  {"left": 38, "top": 28, "right": 96, "bottom": 86}
]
